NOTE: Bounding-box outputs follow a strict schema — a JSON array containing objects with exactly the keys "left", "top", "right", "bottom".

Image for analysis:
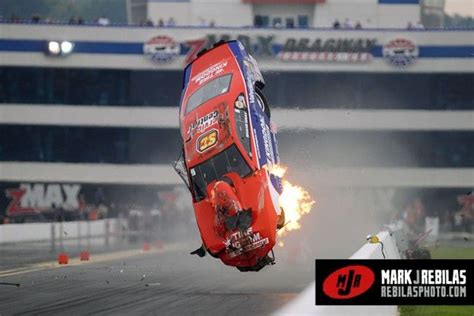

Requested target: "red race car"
[{"left": 174, "top": 40, "right": 285, "bottom": 271}]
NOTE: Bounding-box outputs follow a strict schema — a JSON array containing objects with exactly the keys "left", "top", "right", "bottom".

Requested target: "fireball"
[{"left": 267, "top": 164, "right": 316, "bottom": 247}]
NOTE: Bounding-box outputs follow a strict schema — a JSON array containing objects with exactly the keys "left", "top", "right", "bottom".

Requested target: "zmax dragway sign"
[{"left": 206, "top": 34, "right": 377, "bottom": 63}]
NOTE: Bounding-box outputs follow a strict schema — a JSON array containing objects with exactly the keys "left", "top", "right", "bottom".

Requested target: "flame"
[
  {"left": 268, "top": 164, "right": 287, "bottom": 178},
  {"left": 267, "top": 164, "right": 316, "bottom": 247}
]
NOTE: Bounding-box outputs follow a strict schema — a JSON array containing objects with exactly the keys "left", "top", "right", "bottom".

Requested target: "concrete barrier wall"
[
  {"left": 351, "top": 231, "right": 401, "bottom": 260},
  {"left": 0, "top": 219, "right": 118, "bottom": 244},
  {"left": 275, "top": 230, "right": 400, "bottom": 316}
]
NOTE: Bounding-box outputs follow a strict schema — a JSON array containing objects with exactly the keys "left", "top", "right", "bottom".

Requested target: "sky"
[{"left": 444, "top": 0, "right": 474, "bottom": 17}]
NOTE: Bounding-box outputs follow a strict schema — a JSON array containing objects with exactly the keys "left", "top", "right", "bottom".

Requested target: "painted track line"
[{"left": 0, "top": 243, "right": 188, "bottom": 278}]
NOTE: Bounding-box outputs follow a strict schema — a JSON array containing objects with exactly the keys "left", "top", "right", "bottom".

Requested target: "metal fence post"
[
  {"left": 50, "top": 223, "right": 56, "bottom": 253},
  {"left": 77, "top": 220, "right": 81, "bottom": 251},
  {"left": 87, "top": 220, "right": 91, "bottom": 250},
  {"left": 59, "top": 221, "right": 64, "bottom": 252},
  {"left": 105, "top": 219, "right": 110, "bottom": 249}
]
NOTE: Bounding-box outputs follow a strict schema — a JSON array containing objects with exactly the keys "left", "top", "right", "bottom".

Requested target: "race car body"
[{"left": 174, "top": 40, "right": 284, "bottom": 271}]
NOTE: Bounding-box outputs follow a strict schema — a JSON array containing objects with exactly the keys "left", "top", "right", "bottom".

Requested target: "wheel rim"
[{"left": 255, "top": 92, "right": 265, "bottom": 112}]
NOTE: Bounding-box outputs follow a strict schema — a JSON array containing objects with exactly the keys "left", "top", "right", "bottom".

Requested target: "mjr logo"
[{"left": 323, "top": 265, "right": 374, "bottom": 299}]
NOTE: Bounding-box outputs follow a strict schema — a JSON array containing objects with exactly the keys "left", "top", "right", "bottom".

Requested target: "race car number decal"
[{"left": 197, "top": 129, "right": 218, "bottom": 153}]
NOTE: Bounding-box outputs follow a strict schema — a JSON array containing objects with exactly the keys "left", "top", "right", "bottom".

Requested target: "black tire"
[{"left": 255, "top": 87, "right": 271, "bottom": 119}]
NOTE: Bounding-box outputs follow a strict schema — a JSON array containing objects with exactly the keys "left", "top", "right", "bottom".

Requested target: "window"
[
  {"left": 0, "top": 67, "right": 472, "bottom": 110},
  {"left": 186, "top": 74, "right": 232, "bottom": 114},
  {"left": 272, "top": 17, "right": 282, "bottom": 27},
  {"left": 298, "top": 15, "right": 309, "bottom": 28},
  {"left": 190, "top": 145, "right": 251, "bottom": 201},
  {"left": 0, "top": 126, "right": 471, "bottom": 168},
  {"left": 286, "top": 17, "right": 295, "bottom": 28},
  {"left": 0, "top": 125, "right": 181, "bottom": 164}
]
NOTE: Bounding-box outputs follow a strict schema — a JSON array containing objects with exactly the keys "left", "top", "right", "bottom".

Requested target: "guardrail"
[
  {"left": 275, "top": 230, "right": 400, "bottom": 315},
  {"left": 1, "top": 20, "right": 473, "bottom": 31},
  {"left": 0, "top": 219, "right": 126, "bottom": 252}
]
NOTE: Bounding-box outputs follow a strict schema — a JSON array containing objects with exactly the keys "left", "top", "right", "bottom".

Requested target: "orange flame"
[{"left": 267, "top": 164, "right": 316, "bottom": 247}]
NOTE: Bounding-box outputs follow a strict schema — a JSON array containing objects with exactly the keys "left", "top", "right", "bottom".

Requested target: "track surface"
[
  {"left": 0, "top": 188, "right": 389, "bottom": 315},
  {"left": 0, "top": 245, "right": 311, "bottom": 315}
]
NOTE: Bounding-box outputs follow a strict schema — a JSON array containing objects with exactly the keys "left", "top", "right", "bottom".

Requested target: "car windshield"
[
  {"left": 186, "top": 74, "right": 232, "bottom": 114},
  {"left": 190, "top": 144, "right": 251, "bottom": 201}
]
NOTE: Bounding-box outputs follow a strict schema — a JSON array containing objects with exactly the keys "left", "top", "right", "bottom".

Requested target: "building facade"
[
  {"left": 137, "top": 0, "right": 422, "bottom": 28},
  {"left": 0, "top": 21, "right": 472, "bottom": 220}
]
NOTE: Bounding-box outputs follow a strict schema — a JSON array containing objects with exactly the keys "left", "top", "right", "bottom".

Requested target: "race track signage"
[
  {"left": 382, "top": 38, "right": 419, "bottom": 67},
  {"left": 278, "top": 37, "right": 376, "bottom": 62}
]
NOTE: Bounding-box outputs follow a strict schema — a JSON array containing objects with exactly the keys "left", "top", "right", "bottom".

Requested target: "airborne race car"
[{"left": 174, "top": 40, "right": 285, "bottom": 272}]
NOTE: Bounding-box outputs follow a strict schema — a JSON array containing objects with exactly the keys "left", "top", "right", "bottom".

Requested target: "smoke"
[{"left": 271, "top": 125, "right": 422, "bottom": 265}]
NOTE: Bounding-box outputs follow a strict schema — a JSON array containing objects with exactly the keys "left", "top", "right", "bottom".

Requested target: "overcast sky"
[{"left": 444, "top": 0, "right": 473, "bottom": 17}]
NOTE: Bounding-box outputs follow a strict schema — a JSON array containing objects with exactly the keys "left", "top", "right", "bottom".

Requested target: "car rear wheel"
[{"left": 255, "top": 87, "right": 271, "bottom": 119}]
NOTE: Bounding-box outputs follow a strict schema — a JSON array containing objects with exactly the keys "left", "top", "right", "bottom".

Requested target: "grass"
[
  {"left": 399, "top": 246, "right": 474, "bottom": 316},
  {"left": 400, "top": 305, "right": 474, "bottom": 316},
  {"left": 429, "top": 246, "right": 474, "bottom": 260}
]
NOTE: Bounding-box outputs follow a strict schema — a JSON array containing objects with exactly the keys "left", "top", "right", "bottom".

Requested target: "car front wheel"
[{"left": 255, "top": 87, "right": 271, "bottom": 119}]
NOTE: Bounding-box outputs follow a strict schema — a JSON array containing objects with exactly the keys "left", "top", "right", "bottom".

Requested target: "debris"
[
  {"left": 140, "top": 274, "right": 146, "bottom": 281},
  {"left": 145, "top": 282, "right": 160, "bottom": 287}
]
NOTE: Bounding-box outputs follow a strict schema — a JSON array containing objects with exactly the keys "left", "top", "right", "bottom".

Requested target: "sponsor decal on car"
[
  {"left": 191, "top": 59, "right": 229, "bottom": 85},
  {"left": 234, "top": 94, "right": 247, "bottom": 109},
  {"left": 224, "top": 227, "right": 269, "bottom": 258},
  {"left": 187, "top": 110, "right": 219, "bottom": 135},
  {"left": 243, "top": 62, "right": 256, "bottom": 105},
  {"left": 383, "top": 38, "right": 419, "bottom": 67},
  {"left": 260, "top": 116, "right": 275, "bottom": 164}
]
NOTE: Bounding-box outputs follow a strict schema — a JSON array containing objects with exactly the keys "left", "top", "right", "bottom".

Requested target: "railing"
[
  {"left": 0, "top": 219, "right": 127, "bottom": 252},
  {"left": 1, "top": 20, "right": 473, "bottom": 31}
]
